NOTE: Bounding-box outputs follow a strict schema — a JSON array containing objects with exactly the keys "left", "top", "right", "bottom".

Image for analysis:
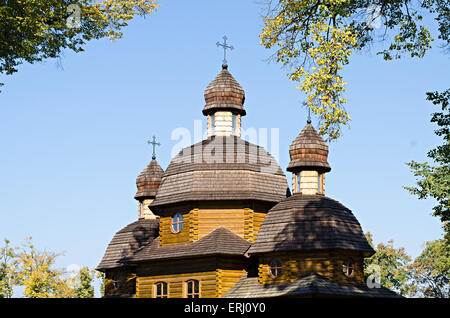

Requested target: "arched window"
[
  {"left": 155, "top": 282, "right": 168, "bottom": 298},
  {"left": 296, "top": 172, "right": 301, "bottom": 192},
  {"left": 171, "top": 213, "right": 184, "bottom": 233},
  {"left": 211, "top": 114, "right": 215, "bottom": 134},
  {"left": 186, "top": 280, "right": 200, "bottom": 298},
  {"left": 269, "top": 259, "right": 282, "bottom": 279},
  {"left": 342, "top": 259, "right": 354, "bottom": 278}
]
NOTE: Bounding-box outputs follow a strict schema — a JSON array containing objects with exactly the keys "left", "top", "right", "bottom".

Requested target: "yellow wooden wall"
[
  {"left": 216, "top": 269, "right": 247, "bottom": 298},
  {"left": 159, "top": 208, "right": 198, "bottom": 246},
  {"left": 258, "top": 251, "right": 365, "bottom": 285},
  {"left": 136, "top": 269, "right": 246, "bottom": 298},
  {"left": 159, "top": 206, "right": 267, "bottom": 246}
]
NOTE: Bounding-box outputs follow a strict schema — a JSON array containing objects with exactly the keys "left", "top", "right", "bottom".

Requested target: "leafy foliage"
[
  {"left": 0, "top": 0, "right": 159, "bottom": 89},
  {"left": 0, "top": 239, "right": 18, "bottom": 298},
  {"left": 364, "top": 233, "right": 412, "bottom": 296},
  {"left": 409, "top": 239, "right": 450, "bottom": 297},
  {"left": 70, "top": 266, "right": 95, "bottom": 298},
  {"left": 14, "top": 237, "right": 75, "bottom": 298},
  {"left": 405, "top": 89, "right": 450, "bottom": 239},
  {"left": 260, "top": 0, "right": 447, "bottom": 140}
]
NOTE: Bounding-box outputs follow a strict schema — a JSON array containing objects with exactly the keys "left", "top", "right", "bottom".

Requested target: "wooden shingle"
[
  {"left": 224, "top": 272, "right": 401, "bottom": 298},
  {"left": 247, "top": 194, "right": 374, "bottom": 255},
  {"left": 150, "top": 136, "right": 289, "bottom": 210},
  {"left": 96, "top": 219, "right": 159, "bottom": 271},
  {"left": 130, "top": 226, "right": 251, "bottom": 262}
]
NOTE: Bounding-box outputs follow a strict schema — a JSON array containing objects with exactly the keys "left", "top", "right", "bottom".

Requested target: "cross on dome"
[
  {"left": 147, "top": 136, "right": 160, "bottom": 160},
  {"left": 216, "top": 35, "right": 234, "bottom": 68}
]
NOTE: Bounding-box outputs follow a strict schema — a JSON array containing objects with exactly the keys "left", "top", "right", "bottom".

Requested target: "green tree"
[
  {"left": 260, "top": 0, "right": 448, "bottom": 140},
  {"left": 97, "top": 271, "right": 106, "bottom": 298},
  {"left": 71, "top": 266, "right": 95, "bottom": 298},
  {"left": 409, "top": 239, "right": 450, "bottom": 297},
  {"left": 364, "top": 233, "right": 412, "bottom": 296},
  {"left": 0, "top": 0, "right": 159, "bottom": 90},
  {"left": 0, "top": 239, "right": 18, "bottom": 298},
  {"left": 15, "top": 237, "right": 75, "bottom": 298},
  {"left": 405, "top": 89, "right": 450, "bottom": 240}
]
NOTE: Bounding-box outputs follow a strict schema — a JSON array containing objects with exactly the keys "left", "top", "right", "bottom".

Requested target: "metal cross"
[
  {"left": 302, "top": 101, "right": 312, "bottom": 124},
  {"left": 216, "top": 35, "right": 234, "bottom": 66},
  {"left": 147, "top": 136, "right": 160, "bottom": 160}
]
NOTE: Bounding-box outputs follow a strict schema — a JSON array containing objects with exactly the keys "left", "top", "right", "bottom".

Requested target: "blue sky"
[{"left": 0, "top": 1, "right": 448, "bottom": 296}]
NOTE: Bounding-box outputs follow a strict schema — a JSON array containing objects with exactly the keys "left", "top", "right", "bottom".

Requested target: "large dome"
[
  {"left": 247, "top": 194, "right": 374, "bottom": 256},
  {"left": 150, "top": 136, "right": 289, "bottom": 209}
]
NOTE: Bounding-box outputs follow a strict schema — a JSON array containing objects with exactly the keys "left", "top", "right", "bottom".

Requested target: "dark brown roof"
[
  {"left": 224, "top": 272, "right": 401, "bottom": 298},
  {"left": 203, "top": 66, "right": 246, "bottom": 116},
  {"left": 130, "top": 226, "right": 251, "bottom": 262},
  {"left": 287, "top": 123, "right": 331, "bottom": 172},
  {"left": 150, "top": 136, "right": 289, "bottom": 209},
  {"left": 96, "top": 219, "right": 159, "bottom": 271},
  {"left": 247, "top": 195, "right": 374, "bottom": 255},
  {"left": 134, "top": 159, "right": 164, "bottom": 200}
]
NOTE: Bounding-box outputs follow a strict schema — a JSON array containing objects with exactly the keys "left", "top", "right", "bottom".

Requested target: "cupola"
[
  {"left": 203, "top": 65, "right": 245, "bottom": 137},
  {"left": 287, "top": 120, "right": 331, "bottom": 195},
  {"left": 135, "top": 158, "right": 164, "bottom": 219}
]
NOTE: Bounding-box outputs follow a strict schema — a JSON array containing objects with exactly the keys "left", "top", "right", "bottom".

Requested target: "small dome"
[
  {"left": 203, "top": 66, "right": 246, "bottom": 116},
  {"left": 134, "top": 159, "right": 164, "bottom": 200},
  {"left": 287, "top": 123, "right": 331, "bottom": 172}
]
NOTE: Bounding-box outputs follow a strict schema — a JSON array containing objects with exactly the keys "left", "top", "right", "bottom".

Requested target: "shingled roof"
[
  {"left": 224, "top": 272, "right": 401, "bottom": 298},
  {"left": 130, "top": 226, "right": 251, "bottom": 262},
  {"left": 96, "top": 219, "right": 159, "bottom": 271},
  {"left": 134, "top": 159, "right": 164, "bottom": 200},
  {"left": 247, "top": 194, "right": 374, "bottom": 256},
  {"left": 150, "top": 136, "right": 289, "bottom": 209},
  {"left": 203, "top": 66, "right": 246, "bottom": 116},
  {"left": 287, "top": 122, "right": 331, "bottom": 173}
]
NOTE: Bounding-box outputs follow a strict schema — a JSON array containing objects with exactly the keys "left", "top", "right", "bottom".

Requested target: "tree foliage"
[
  {"left": 1, "top": 237, "right": 100, "bottom": 298},
  {"left": 405, "top": 89, "right": 450, "bottom": 239},
  {"left": 260, "top": 0, "right": 448, "bottom": 140},
  {"left": 14, "top": 237, "right": 75, "bottom": 298},
  {"left": 71, "top": 266, "right": 95, "bottom": 298},
  {"left": 0, "top": 239, "right": 18, "bottom": 298},
  {"left": 364, "top": 233, "right": 412, "bottom": 296},
  {"left": 409, "top": 239, "right": 450, "bottom": 297},
  {"left": 0, "top": 0, "right": 159, "bottom": 90}
]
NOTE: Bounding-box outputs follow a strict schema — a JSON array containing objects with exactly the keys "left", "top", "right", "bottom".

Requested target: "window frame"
[
  {"left": 171, "top": 213, "right": 184, "bottom": 234},
  {"left": 155, "top": 281, "right": 168, "bottom": 298},
  {"left": 186, "top": 279, "right": 200, "bottom": 298},
  {"left": 268, "top": 258, "right": 283, "bottom": 279},
  {"left": 342, "top": 259, "right": 355, "bottom": 278}
]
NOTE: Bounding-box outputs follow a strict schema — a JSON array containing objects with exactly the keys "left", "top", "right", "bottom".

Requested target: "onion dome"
[
  {"left": 287, "top": 121, "right": 331, "bottom": 173},
  {"left": 150, "top": 136, "right": 288, "bottom": 210},
  {"left": 134, "top": 159, "right": 164, "bottom": 200},
  {"left": 247, "top": 195, "right": 375, "bottom": 256},
  {"left": 202, "top": 65, "right": 246, "bottom": 116}
]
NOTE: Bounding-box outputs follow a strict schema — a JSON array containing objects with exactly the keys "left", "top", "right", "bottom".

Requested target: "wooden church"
[{"left": 97, "top": 59, "right": 400, "bottom": 298}]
